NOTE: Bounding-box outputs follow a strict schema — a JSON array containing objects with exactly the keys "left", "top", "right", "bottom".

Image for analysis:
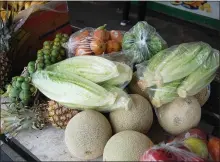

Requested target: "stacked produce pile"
[{"left": 1, "top": 21, "right": 220, "bottom": 161}]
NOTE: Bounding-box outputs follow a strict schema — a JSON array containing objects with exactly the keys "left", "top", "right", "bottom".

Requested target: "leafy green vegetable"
[
  {"left": 32, "top": 70, "right": 117, "bottom": 107},
  {"left": 138, "top": 42, "right": 212, "bottom": 88},
  {"left": 102, "top": 62, "right": 132, "bottom": 88},
  {"left": 46, "top": 56, "right": 119, "bottom": 83},
  {"left": 60, "top": 85, "right": 132, "bottom": 112},
  {"left": 177, "top": 49, "right": 219, "bottom": 97},
  {"left": 122, "top": 21, "right": 167, "bottom": 64},
  {"left": 150, "top": 79, "right": 182, "bottom": 108},
  {"left": 155, "top": 42, "right": 211, "bottom": 86}
]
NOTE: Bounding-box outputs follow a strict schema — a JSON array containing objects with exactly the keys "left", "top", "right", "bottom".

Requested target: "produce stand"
[{"left": 1, "top": 1, "right": 220, "bottom": 162}]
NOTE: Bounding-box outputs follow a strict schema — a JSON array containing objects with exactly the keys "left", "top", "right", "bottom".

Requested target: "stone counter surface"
[{"left": 15, "top": 127, "right": 102, "bottom": 161}]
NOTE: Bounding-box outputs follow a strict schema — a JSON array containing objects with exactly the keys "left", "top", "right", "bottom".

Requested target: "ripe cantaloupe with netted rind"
[
  {"left": 194, "top": 86, "right": 210, "bottom": 107},
  {"left": 128, "top": 72, "right": 150, "bottom": 100},
  {"left": 157, "top": 96, "right": 201, "bottom": 135},
  {"left": 65, "top": 110, "right": 112, "bottom": 160},
  {"left": 109, "top": 94, "right": 153, "bottom": 134},
  {"left": 103, "top": 130, "right": 153, "bottom": 161}
]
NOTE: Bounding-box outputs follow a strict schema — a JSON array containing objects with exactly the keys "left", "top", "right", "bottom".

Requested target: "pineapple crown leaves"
[
  {"left": 0, "top": 5, "right": 14, "bottom": 52},
  {"left": 0, "top": 2, "right": 24, "bottom": 53},
  {"left": 1, "top": 96, "right": 48, "bottom": 137},
  {"left": 1, "top": 106, "right": 33, "bottom": 136}
]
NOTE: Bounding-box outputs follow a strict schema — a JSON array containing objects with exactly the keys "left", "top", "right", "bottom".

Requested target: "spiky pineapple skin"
[
  {"left": 47, "top": 101, "right": 79, "bottom": 129},
  {"left": 0, "top": 52, "right": 11, "bottom": 90},
  {"left": 0, "top": 5, "right": 14, "bottom": 91}
]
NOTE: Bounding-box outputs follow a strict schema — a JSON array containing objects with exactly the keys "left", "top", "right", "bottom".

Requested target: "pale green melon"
[
  {"left": 109, "top": 94, "right": 153, "bottom": 134},
  {"left": 103, "top": 130, "right": 153, "bottom": 161},
  {"left": 65, "top": 110, "right": 112, "bottom": 160}
]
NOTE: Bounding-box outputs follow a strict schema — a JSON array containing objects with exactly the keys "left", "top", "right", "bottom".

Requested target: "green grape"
[
  {"left": 37, "top": 52, "right": 44, "bottom": 57},
  {"left": 60, "top": 49, "right": 66, "bottom": 56},
  {"left": 50, "top": 57, "right": 57, "bottom": 63},
  {"left": 21, "top": 82, "right": 30, "bottom": 90},
  {"left": 17, "top": 76, "right": 25, "bottom": 82},
  {"left": 53, "top": 41, "right": 60, "bottom": 46},
  {"left": 12, "top": 76, "right": 18, "bottom": 82},
  {"left": 62, "top": 33, "right": 69, "bottom": 38},
  {"left": 43, "top": 49, "right": 51, "bottom": 55},
  {"left": 43, "top": 45, "right": 51, "bottom": 50},
  {"left": 30, "top": 86, "right": 36, "bottom": 93},
  {"left": 37, "top": 55, "right": 44, "bottom": 61},
  {"left": 9, "top": 88, "right": 20, "bottom": 98},
  {"left": 43, "top": 41, "right": 50, "bottom": 46},
  {"left": 37, "top": 50, "right": 43, "bottom": 55},
  {"left": 55, "top": 33, "right": 62, "bottom": 39},
  {"left": 54, "top": 37, "right": 60, "bottom": 42},
  {"left": 51, "top": 49, "right": 59, "bottom": 57},
  {"left": 61, "top": 37, "right": 68, "bottom": 43},
  {"left": 19, "top": 91, "right": 25, "bottom": 100},
  {"left": 44, "top": 54, "right": 51, "bottom": 59},
  {"left": 25, "top": 77, "right": 30, "bottom": 82},
  {"left": 37, "top": 63, "right": 44, "bottom": 69},
  {"left": 44, "top": 59, "right": 51, "bottom": 64},
  {"left": 52, "top": 45, "right": 60, "bottom": 51},
  {"left": 12, "top": 81, "right": 17, "bottom": 88},
  {"left": 15, "top": 81, "right": 22, "bottom": 88},
  {"left": 28, "top": 61, "right": 35, "bottom": 67},
  {"left": 19, "top": 90, "right": 31, "bottom": 101},
  {"left": 37, "top": 60, "right": 44, "bottom": 66},
  {"left": 28, "top": 66, "right": 35, "bottom": 74},
  {"left": 37, "top": 67, "right": 43, "bottom": 71}
]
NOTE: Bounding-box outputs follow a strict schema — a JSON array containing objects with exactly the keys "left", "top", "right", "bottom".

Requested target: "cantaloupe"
[
  {"left": 128, "top": 72, "right": 150, "bottom": 100},
  {"left": 194, "top": 86, "right": 210, "bottom": 107},
  {"left": 103, "top": 130, "right": 153, "bottom": 161},
  {"left": 109, "top": 94, "right": 153, "bottom": 134},
  {"left": 157, "top": 96, "right": 201, "bottom": 135},
  {"left": 64, "top": 110, "right": 112, "bottom": 160}
]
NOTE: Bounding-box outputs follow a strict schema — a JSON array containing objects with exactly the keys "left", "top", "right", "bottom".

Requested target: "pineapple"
[
  {"left": 0, "top": 6, "right": 14, "bottom": 92},
  {"left": 0, "top": 52, "right": 11, "bottom": 91},
  {"left": 47, "top": 101, "right": 79, "bottom": 129},
  {"left": 1, "top": 100, "right": 79, "bottom": 137}
]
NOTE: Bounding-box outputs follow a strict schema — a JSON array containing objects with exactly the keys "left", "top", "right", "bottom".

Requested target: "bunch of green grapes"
[
  {"left": 28, "top": 33, "right": 69, "bottom": 75},
  {"left": 7, "top": 76, "right": 37, "bottom": 106}
]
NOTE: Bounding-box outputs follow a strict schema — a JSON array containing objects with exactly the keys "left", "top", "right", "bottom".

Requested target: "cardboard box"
[{"left": 8, "top": 2, "right": 72, "bottom": 76}]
